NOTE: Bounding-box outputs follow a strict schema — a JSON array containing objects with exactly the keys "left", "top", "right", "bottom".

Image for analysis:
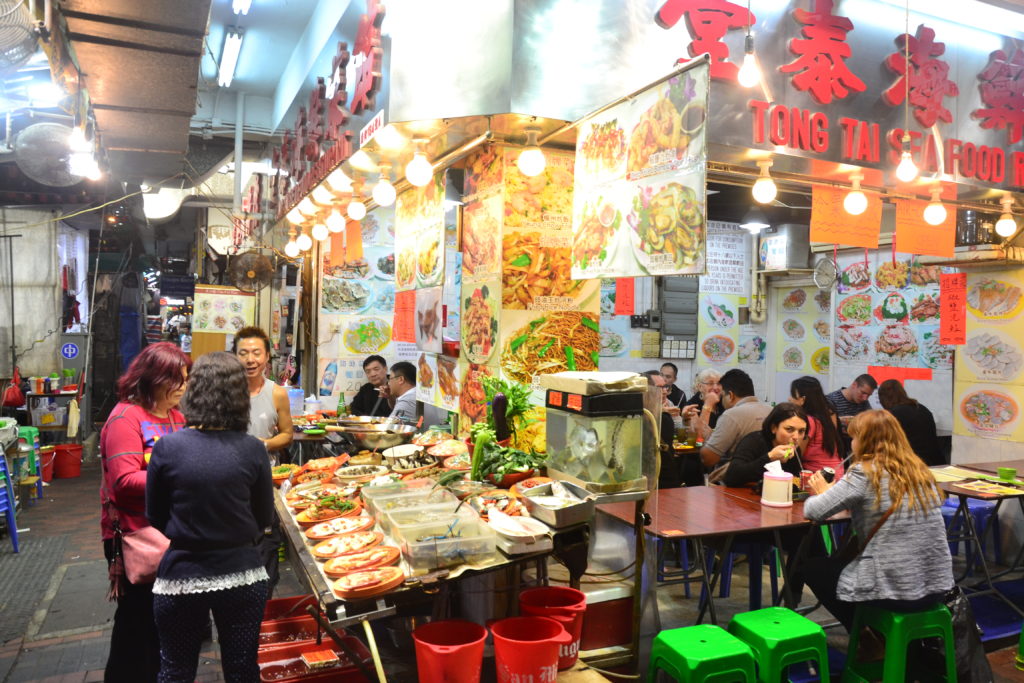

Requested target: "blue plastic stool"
[
  {"left": 0, "top": 455, "right": 20, "bottom": 553},
  {"left": 656, "top": 537, "right": 700, "bottom": 597},
  {"left": 715, "top": 542, "right": 780, "bottom": 610},
  {"left": 941, "top": 497, "right": 1002, "bottom": 571}
]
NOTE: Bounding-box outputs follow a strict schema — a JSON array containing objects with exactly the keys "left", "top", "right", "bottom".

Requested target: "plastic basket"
[{"left": 31, "top": 406, "right": 67, "bottom": 427}]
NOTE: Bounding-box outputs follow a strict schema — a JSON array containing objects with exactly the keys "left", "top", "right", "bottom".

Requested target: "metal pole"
[
  {"left": 7, "top": 232, "right": 13, "bottom": 372},
  {"left": 234, "top": 91, "right": 245, "bottom": 220}
]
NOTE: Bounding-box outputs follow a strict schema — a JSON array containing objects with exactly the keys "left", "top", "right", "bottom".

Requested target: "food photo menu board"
[
  {"left": 570, "top": 62, "right": 710, "bottom": 279},
  {"left": 776, "top": 286, "right": 831, "bottom": 377},
  {"left": 954, "top": 270, "right": 1024, "bottom": 441},
  {"left": 193, "top": 285, "right": 255, "bottom": 334},
  {"left": 832, "top": 253, "right": 951, "bottom": 372}
]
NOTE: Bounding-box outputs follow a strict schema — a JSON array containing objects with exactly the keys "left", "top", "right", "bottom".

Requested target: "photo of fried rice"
[
  {"left": 501, "top": 312, "right": 600, "bottom": 384},
  {"left": 503, "top": 231, "right": 582, "bottom": 308},
  {"left": 874, "top": 261, "right": 910, "bottom": 290},
  {"left": 504, "top": 150, "right": 574, "bottom": 228}
]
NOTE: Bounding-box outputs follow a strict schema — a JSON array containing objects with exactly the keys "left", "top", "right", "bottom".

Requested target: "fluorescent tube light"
[
  {"left": 218, "top": 28, "right": 244, "bottom": 88},
  {"left": 232, "top": 0, "right": 252, "bottom": 14}
]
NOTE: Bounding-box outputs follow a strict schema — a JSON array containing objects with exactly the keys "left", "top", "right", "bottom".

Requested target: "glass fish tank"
[{"left": 545, "top": 390, "right": 646, "bottom": 493}]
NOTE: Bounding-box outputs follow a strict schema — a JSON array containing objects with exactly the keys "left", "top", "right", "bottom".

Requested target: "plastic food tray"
[
  {"left": 520, "top": 480, "right": 597, "bottom": 528},
  {"left": 360, "top": 476, "right": 434, "bottom": 509},
  {"left": 258, "top": 615, "right": 319, "bottom": 650},
  {"left": 400, "top": 518, "right": 496, "bottom": 574},
  {"left": 368, "top": 488, "right": 456, "bottom": 532},
  {"left": 385, "top": 501, "right": 481, "bottom": 544}
]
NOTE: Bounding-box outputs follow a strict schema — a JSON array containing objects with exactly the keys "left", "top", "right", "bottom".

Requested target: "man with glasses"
[
  {"left": 380, "top": 361, "right": 417, "bottom": 423},
  {"left": 350, "top": 355, "right": 391, "bottom": 417}
]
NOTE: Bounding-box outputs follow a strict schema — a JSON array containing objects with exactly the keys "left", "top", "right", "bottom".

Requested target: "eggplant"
[{"left": 492, "top": 392, "right": 510, "bottom": 442}]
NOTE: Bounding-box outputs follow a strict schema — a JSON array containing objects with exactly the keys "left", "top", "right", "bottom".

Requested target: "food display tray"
[
  {"left": 386, "top": 501, "right": 481, "bottom": 545},
  {"left": 520, "top": 480, "right": 597, "bottom": 528}
]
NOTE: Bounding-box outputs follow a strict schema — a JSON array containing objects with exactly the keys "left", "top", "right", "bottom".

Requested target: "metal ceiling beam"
[
  {"left": 65, "top": 33, "right": 203, "bottom": 58},
  {"left": 60, "top": 9, "right": 207, "bottom": 38},
  {"left": 93, "top": 103, "right": 194, "bottom": 118}
]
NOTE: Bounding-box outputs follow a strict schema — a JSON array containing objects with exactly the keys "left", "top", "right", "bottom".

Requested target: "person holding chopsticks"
[{"left": 722, "top": 403, "right": 807, "bottom": 487}]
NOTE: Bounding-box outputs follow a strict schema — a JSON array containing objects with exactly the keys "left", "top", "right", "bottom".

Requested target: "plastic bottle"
[{"left": 319, "top": 361, "right": 338, "bottom": 396}]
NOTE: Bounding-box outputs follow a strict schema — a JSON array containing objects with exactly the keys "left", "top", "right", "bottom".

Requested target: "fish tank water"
[{"left": 545, "top": 390, "right": 646, "bottom": 493}]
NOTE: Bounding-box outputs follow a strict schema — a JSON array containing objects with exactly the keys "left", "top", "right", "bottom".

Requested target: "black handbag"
[{"left": 832, "top": 504, "right": 896, "bottom": 566}]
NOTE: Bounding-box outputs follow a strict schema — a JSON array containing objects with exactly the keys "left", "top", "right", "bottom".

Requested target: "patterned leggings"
[{"left": 153, "top": 580, "right": 269, "bottom": 683}]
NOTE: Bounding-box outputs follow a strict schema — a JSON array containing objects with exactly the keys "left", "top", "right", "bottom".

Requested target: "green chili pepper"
[
  {"left": 537, "top": 339, "right": 555, "bottom": 357},
  {"left": 510, "top": 335, "right": 528, "bottom": 352},
  {"left": 510, "top": 253, "right": 531, "bottom": 267},
  {"left": 565, "top": 346, "right": 577, "bottom": 371},
  {"left": 581, "top": 316, "right": 599, "bottom": 332},
  {"left": 590, "top": 351, "right": 600, "bottom": 366},
  {"left": 529, "top": 317, "right": 547, "bottom": 330}
]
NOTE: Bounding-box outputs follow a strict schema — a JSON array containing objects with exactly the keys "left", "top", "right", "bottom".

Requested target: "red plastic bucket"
[
  {"left": 519, "top": 586, "right": 587, "bottom": 669},
  {"left": 39, "top": 446, "right": 55, "bottom": 483},
  {"left": 54, "top": 444, "right": 83, "bottom": 479},
  {"left": 490, "top": 616, "right": 572, "bottom": 683},
  {"left": 413, "top": 619, "right": 486, "bottom": 683}
]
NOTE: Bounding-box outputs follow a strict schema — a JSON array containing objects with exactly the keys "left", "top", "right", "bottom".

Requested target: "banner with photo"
[{"left": 570, "top": 61, "right": 710, "bottom": 279}]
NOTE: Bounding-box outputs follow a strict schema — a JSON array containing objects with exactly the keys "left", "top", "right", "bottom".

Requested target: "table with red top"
[
  {"left": 598, "top": 486, "right": 845, "bottom": 624},
  {"left": 957, "top": 460, "right": 1024, "bottom": 475}
]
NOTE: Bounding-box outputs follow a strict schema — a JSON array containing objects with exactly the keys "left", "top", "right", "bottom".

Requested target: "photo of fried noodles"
[
  {"left": 503, "top": 232, "right": 583, "bottom": 308},
  {"left": 437, "top": 357, "right": 458, "bottom": 403},
  {"left": 459, "top": 363, "right": 493, "bottom": 433},
  {"left": 396, "top": 248, "right": 415, "bottom": 289},
  {"left": 573, "top": 200, "right": 619, "bottom": 270},
  {"left": 462, "top": 286, "right": 497, "bottom": 363},
  {"left": 502, "top": 312, "right": 600, "bottom": 384}
]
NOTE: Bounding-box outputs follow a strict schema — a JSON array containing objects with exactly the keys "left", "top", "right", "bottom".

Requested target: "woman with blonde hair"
[{"left": 803, "top": 409, "right": 952, "bottom": 632}]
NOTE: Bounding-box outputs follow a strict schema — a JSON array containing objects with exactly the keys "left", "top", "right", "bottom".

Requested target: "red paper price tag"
[
  {"left": 867, "top": 366, "right": 933, "bottom": 385},
  {"left": 392, "top": 290, "right": 416, "bottom": 343},
  {"left": 614, "top": 278, "right": 635, "bottom": 316},
  {"left": 939, "top": 272, "right": 966, "bottom": 345}
]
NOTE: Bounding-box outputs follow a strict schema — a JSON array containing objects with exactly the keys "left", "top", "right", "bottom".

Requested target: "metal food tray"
[{"left": 520, "top": 480, "right": 597, "bottom": 528}]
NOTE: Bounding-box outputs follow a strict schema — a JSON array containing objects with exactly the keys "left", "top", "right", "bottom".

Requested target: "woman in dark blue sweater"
[{"left": 146, "top": 351, "right": 273, "bottom": 683}]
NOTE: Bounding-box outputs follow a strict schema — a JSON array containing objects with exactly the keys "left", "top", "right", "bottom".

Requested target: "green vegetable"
[
  {"left": 470, "top": 429, "right": 496, "bottom": 481},
  {"left": 510, "top": 335, "right": 528, "bottom": 352},
  {"left": 510, "top": 253, "right": 531, "bottom": 267},
  {"left": 565, "top": 346, "right": 577, "bottom": 371},
  {"left": 481, "top": 376, "right": 532, "bottom": 437},
  {"left": 590, "top": 351, "right": 600, "bottom": 366},
  {"left": 581, "top": 317, "right": 600, "bottom": 332},
  {"left": 537, "top": 339, "right": 555, "bottom": 357}
]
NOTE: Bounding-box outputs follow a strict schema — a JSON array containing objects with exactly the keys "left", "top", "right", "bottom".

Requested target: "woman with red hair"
[{"left": 100, "top": 342, "right": 191, "bottom": 682}]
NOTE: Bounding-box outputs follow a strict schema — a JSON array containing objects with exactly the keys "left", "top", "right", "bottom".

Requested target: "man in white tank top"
[{"left": 234, "top": 327, "right": 293, "bottom": 455}]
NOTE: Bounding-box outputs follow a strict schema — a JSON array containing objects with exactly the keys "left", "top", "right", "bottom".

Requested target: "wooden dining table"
[{"left": 599, "top": 485, "right": 844, "bottom": 624}]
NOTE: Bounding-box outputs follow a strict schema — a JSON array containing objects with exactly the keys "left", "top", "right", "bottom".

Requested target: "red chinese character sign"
[
  {"left": 571, "top": 60, "right": 710, "bottom": 278},
  {"left": 939, "top": 272, "right": 966, "bottom": 345},
  {"left": 883, "top": 24, "right": 959, "bottom": 128},
  {"left": 780, "top": 0, "right": 865, "bottom": 104},
  {"left": 655, "top": 0, "right": 754, "bottom": 81},
  {"left": 349, "top": 0, "right": 385, "bottom": 116},
  {"left": 974, "top": 49, "right": 1024, "bottom": 146}
]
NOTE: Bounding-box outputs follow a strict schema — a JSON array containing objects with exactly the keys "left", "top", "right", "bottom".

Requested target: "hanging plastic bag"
[
  {"left": 907, "top": 586, "right": 993, "bottom": 682},
  {"left": 2, "top": 366, "right": 25, "bottom": 407}
]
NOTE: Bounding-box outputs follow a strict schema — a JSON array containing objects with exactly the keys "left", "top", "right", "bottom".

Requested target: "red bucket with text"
[
  {"left": 518, "top": 586, "right": 587, "bottom": 669},
  {"left": 413, "top": 620, "right": 486, "bottom": 683},
  {"left": 490, "top": 616, "right": 572, "bottom": 683}
]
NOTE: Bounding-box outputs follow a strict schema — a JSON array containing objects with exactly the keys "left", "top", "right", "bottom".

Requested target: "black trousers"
[
  {"left": 103, "top": 539, "right": 160, "bottom": 683},
  {"left": 257, "top": 512, "right": 282, "bottom": 594},
  {"left": 802, "top": 554, "right": 944, "bottom": 631}
]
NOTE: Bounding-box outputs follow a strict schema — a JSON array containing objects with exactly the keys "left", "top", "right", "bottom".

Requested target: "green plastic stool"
[
  {"left": 727, "top": 607, "right": 830, "bottom": 682},
  {"left": 648, "top": 624, "right": 756, "bottom": 682},
  {"left": 842, "top": 603, "right": 956, "bottom": 682}
]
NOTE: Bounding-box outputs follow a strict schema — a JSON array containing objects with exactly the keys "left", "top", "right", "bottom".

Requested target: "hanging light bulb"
[
  {"left": 297, "top": 197, "right": 318, "bottom": 217},
  {"left": 324, "top": 167, "right": 352, "bottom": 193},
  {"left": 311, "top": 183, "right": 334, "bottom": 206},
  {"left": 751, "top": 159, "right": 777, "bottom": 204},
  {"left": 995, "top": 193, "right": 1017, "bottom": 237},
  {"left": 843, "top": 172, "right": 868, "bottom": 216},
  {"left": 372, "top": 163, "right": 396, "bottom": 206},
  {"left": 311, "top": 222, "right": 329, "bottom": 241},
  {"left": 405, "top": 139, "right": 433, "bottom": 187},
  {"left": 284, "top": 229, "right": 300, "bottom": 258},
  {"left": 347, "top": 199, "right": 367, "bottom": 221},
  {"left": 923, "top": 186, "right": 947, "bottom": 226},
  {"left": 286, "top": 206, "right": 306, "bottom": 225},
  {"left": 895, "top": 148, "right": 919, "bottom": 182},
  {"left": 296, "top": 229, "right": 313, "bottom": 251},
  {"left": 737, "top": 33, "right": 760, "bottom": 88},
  {"left": 326, "top": 209, "right": 345, "bottom": 233},
  {"left": 516, "top": 127, "right": 546, "bottom": 177}
]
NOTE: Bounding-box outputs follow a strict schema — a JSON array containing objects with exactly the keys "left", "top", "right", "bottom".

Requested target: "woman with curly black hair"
[{"left": 146, "top": 351, "right": 273, "bottom": 682}]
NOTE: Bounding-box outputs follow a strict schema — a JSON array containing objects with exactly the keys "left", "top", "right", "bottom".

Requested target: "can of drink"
[
  {"left": 800, "top": 470, "right": 813, "bottom": 491},
  {"left": 821, "top": 467, "right": 836, "bottom": 483}
]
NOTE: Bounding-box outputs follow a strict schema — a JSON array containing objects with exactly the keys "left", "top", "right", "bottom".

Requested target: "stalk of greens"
[
  {"left": 481, "top": 376, "right": 532, "bottom": 437},
  {"left": 470, "top": 427, "right": 496, "bottom": 481}
]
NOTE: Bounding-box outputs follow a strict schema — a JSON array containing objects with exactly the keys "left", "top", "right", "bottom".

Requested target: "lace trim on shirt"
[{"left": 153, "top": 567, "right": 269, "bottom": 595}]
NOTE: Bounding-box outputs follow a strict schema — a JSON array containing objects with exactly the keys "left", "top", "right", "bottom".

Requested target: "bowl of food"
[
  {"left": 447, "top": 479, "right": 496, "bottom": 500},
  {"left": 382, "top": 444, "right": 436, "bottom": 471},
  {"left": 271, "top": 463, "right": 300, "bottom": 486},
  {"left": 335, "top": 464, "right": 390, "bottom": 483},
  {"left": 330, "top": 423, "right": 418, "bottom": 450}
]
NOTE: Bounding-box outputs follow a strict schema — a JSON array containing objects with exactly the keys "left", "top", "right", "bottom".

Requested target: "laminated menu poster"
[
  {"left": 458, "top": 358, "right": 495, "bottom": 436},
  {"left": 416, "top": 352, "right": 438, "bottom": 404},
  {"left": 700, "top": 221, "right": 750, "bottom": 297},
  {"left": 460, "top": 191, "right": 503, "bottom": 282},
  {"left": 776, "top": 286, "right": 830, "bottom": 376},
  {"left": 831, "top": 252, "right": 953, "bottom": 371},
  {"left": 435, "top": 355, "right": 460, "bottom": 412},
  {"left": 499, "top": 309, "right": 601, "bottom": 393},
  {"left": 501, "top": 149, "right": 598, "bottom": 310},
  {"left": 193, "top": 285, "right": 255, "bottom": 334},
  {"left": 570, "top": 61, "right": 709, "bottom": 279},
  {"left": 953, "top": 381, "right": 1024, "bottom": 442},
  {"left": 698, "top": 294, "right": 741, "bottom": 367},
  {"left": 394, "top": 174, "right": 445, "bottom": 292},
  {"left": 598, "top": 280, "right": 639, "bottom": 363}
]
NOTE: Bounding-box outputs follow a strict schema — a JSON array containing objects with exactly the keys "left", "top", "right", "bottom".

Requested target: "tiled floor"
[{"left": 1, "top": 455, "right": 1023, "bottom": 681}]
